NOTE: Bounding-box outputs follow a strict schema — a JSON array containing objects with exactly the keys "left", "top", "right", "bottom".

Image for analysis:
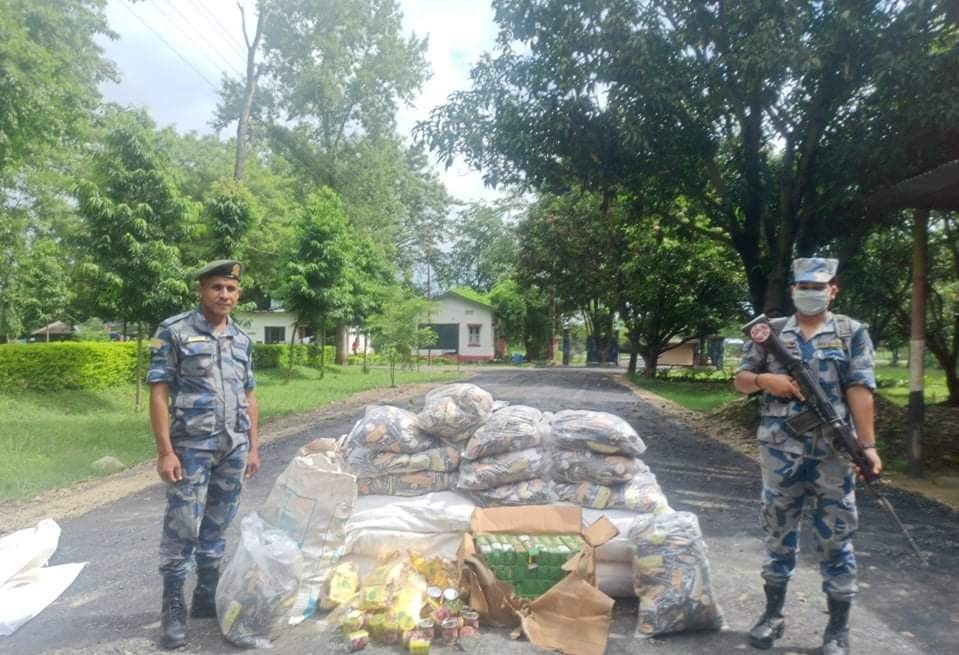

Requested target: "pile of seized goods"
[{"left": 214, "top": 382, "right": 723, "bottom": 653}]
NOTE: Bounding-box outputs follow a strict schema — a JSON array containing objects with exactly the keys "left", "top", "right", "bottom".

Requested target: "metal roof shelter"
[{"left": 866, "top": 159, "right": 959, "bottom": 477}]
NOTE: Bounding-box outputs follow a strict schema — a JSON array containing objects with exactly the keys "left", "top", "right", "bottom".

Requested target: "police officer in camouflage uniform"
[
  {"left": 734, "top": 258, "right": 882, "bottom": 655},
  {"left": 147, "top": 260, "right": 260, "bottom": 649}
]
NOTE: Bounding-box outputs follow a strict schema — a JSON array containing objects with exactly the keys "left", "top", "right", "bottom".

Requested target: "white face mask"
[{"left": 793, "top": 288, "right": 831, "bottom": 315}]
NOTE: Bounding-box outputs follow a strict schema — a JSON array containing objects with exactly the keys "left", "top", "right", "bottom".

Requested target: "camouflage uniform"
[
  {"left": 737, "top": 312, "right": 875, "bottom": 601},
  {"left": 148, "top": 307, "right": 255, "bottom": 579}
]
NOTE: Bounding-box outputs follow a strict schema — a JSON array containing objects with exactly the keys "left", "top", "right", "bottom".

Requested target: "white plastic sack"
[
  {"left": 0, "top": 519, "right": 60, "bottom": 587},
  {"left": 596, "top": 560, "right": 635, "bottom": 598},
  {"left": 217, "top": 513, "right": 304, "bottom": 648},
  {"left": 259, "top": 452, "right": 356, "bottom": 624},
  {"left": 0, "top": 562, "right": 87, "bottom": 637},
  {"left": 582, "top": 509, "right": 643, "bottom": 564},
  {"left": 416, "top": 383, "right": 494, "bottom": 441}
]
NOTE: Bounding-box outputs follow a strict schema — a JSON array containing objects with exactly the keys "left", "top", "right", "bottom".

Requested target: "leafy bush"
[
  {"left": 253, "top": 344, "right": 336, "bottom": 369},
  {"left": 0, "top": 342, "right": 139, "bottom": 391}
]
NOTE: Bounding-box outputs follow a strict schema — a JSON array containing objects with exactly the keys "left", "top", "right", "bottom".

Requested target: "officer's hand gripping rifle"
[{"left": 743, "top": 314, "right": 929, "bottom": 566}]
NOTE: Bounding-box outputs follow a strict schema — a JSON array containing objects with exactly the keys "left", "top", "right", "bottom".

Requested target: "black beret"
[{"left": 194, "top": 260, "right": 243, "bottom": 281}]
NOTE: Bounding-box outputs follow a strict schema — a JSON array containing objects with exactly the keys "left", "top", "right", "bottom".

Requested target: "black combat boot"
[
  {"left": 160, "top": 576, "right": 187, "bottom": 649},
  {"left": 748, "top": 584, "right": 787, "bottom": 649},
  {"left": 190, "top": 566, "right": 219, "bottom": 619},
  {"left": 821, "top": 596, "right": 851, "bottom": 655}
]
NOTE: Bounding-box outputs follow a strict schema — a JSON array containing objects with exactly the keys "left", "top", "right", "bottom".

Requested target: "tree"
[
  {"left": 439, "top": 202, "right": 519, "bottom": 293},
  {"left": 489, "top": 278, "right": 527, "bottom": 350},
  {"left": 368, "top": 289, "right": 436, "bottom": 386},
  {"left": 204, "top": 178, "right": 258, "bottom": 259},
  {"left": 0, "top": 0, "right": 115, "bottom": 178},
  {"left": 283, "top": 188, "right": 353, "bottom": 379},
  {"left": 76, "top": 108, "right": 195, "bottom": 408}
]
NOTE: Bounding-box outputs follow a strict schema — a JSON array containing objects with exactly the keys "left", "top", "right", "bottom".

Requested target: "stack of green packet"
[{"left": 474, "top": 533, "right": 586, "bottom": 598}]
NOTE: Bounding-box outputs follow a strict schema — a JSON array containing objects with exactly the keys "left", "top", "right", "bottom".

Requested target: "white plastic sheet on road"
[{"left": 0, "top": 519, "right": 86, "bottom": 636}]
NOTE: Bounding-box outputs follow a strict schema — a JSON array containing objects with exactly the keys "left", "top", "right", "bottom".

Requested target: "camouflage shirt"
[
  {"left": 147, "top": 307, "right": 256, "bottom": 448},
  {"left": 737, "top": 312, "right": 876, "bottom": 458}
]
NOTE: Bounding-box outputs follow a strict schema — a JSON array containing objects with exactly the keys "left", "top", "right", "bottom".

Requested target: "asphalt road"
[{"left": 2, "top": 369, "right": 957, "bottom": 655}]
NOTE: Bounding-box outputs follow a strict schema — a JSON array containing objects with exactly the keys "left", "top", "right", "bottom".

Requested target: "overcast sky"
[{"left": 98, "top": 0, "right": 502, "bottom": 204}]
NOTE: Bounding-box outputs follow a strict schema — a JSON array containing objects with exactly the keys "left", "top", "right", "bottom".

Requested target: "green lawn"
[
  {"left": 875, "top": 365, "right": 950, "bottom": 406},
  {"left": 0, "top": 365, "right": 462, "bottom": 502},
  {"left": 626, "top": 374, "right": 740, "bottom": 412}
]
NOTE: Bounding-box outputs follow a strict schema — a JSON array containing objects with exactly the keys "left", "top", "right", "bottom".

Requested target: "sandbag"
[
  {"left": 553, "top": 472, "right": 671, "bottom": 514},
  {"left": 553, "top": 449, "right": 649, "bottom": 485},
  {"left": 217, "top": 513, "right": 304, "bottom": 648},
  {"left": 630, "top": 512, "right": 724, "bottom": 637},
  {"left": 416, "top": 383, "right": 494, "bottom": 441},
  {"left": 347, "top": 405, "right": 435, "bottom": 453},
  {"left": 549, "top": 410, "right": 647, "bottom": 456},
  {"left": 457, "top": 447, "right": 548, "bottom": 491},
  {"left": 357, "top": 471, "right": 456, "bottom": 496},
  {"left": 469, "top": 478, "right": 554, "bottom": 507},
  {"left": 345, "top": 445, "right": 459, "bottom": 476},
  {"left": 259, "top": 451, "right": 356, "bottom": 624},
  {"left": 463, "top": 405, "right": 545, "bottom": 460}
]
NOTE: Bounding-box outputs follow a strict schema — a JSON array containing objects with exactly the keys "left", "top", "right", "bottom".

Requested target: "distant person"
[
  {"left": 147, "top": 260, "right": 260, "bottom": 649},
  {"left": 352, "top": 334, "right": 360, "bottom": 355},
  {"left": 734, "top": 257, "right": 880, "bottom": 655}
]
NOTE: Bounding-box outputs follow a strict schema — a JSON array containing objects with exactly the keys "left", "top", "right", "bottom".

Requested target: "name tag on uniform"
[
  {"left": 817, "top": 340, "right": 843, "bottom": 350},
  {"left": 186, "top": 335, "right": 211, "bottom": 343},
  {"left": 148, "top": 338, "right": 164, "bottom": 350}
]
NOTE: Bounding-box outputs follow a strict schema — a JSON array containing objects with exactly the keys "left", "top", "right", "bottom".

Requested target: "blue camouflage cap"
[{"left": 793, "top": 257, "right": 838, "bottom": 283}]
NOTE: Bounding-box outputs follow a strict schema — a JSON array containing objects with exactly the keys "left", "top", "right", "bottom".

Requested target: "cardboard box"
[{"left": 459, "top": 505, "right": 619, "bottom": 655}]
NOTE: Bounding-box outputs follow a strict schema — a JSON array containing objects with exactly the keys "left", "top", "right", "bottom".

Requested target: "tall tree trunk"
[
  {"left": 640, "top": 350, "right": 658, "bottom": 379},
  {"left": 363, "top": 330, "right": 369, "bottom": 374},
  {"left": 627, "top": 329, "right": 640, "bottom": 374},
  {"left": 335, "top": 322, "right": 348, "bottom": 365},
  {"left": 286, "top": 321, "right": 298, "bottom": 382},
  {"left": 234, "top": 4, "right": 265, "bottom": 181},
  {"left": 135, "top": 322, "right": 143, "bottom": 412},
  {"left": 319, "top": 325, "right": 326, "bottom": 380}
]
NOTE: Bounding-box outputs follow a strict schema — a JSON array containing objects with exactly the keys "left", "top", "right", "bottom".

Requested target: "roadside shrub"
[
  {"left": 0, "top": 342, "right": 139, "bottom": 391},
  {"left": 254, "top": 344, "right": 336, "bottom": 369},
  {"left": 252, "top": 344, "right": 283, "bottom": 369},
  {"left": 655, "top": 367, "right": 734, "bottom": 383}
]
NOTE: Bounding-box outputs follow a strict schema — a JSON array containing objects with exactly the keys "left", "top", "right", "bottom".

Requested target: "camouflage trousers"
[
  {"left": 159, "top": 433, "right": 248, "bottom": 579},
  {"left": 759, "top": 445, "right": 859, "bottom": 601}
]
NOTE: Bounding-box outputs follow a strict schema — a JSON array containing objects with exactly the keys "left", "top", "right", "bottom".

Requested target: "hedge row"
[
  {"left": 655, "top": 367, "right": 735, "bottom": 383},
  {"left": 0, "top": 342, "right": 142, "bottom": 391},
  {"left": 0, "top": 342, "right": 339, "bottom": 391}
]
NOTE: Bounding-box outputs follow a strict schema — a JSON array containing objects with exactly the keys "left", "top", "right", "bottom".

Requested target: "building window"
[
  {"left": 468, "top": 324, "right": 481, "bottom": 347},
  {"left": 464, "top": 309, "right": 474, "bottom": 315},
  {"left": 264, "top": 326, "right": 286, "bottom": 344}
]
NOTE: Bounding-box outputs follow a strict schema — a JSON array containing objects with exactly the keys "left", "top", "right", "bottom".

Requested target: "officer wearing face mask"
[{"left": 734, "top": 257, "right": 881, "bottom": 655}]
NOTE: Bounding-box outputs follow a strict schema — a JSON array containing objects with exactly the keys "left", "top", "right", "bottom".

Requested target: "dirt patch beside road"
[{"left": 0, "top": 380, "right": 465, "bottom": 535}]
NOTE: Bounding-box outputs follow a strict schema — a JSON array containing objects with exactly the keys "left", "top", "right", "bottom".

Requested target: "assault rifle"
[{"left": 743, "top": 314, "right": 928, "bottom": 566}]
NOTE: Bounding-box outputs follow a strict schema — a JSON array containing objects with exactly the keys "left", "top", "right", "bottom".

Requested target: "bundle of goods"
[
  {"left": 473, "top": 533, "right": 585, "bottom": 598},
  {"left": 549, "top": 410, "right": 671, "bottom": 517},
  {"left": 327, "top": 553, "right": 480, "bottom": 653},
  {"left": 346, "top": 405, "right": 456, "bottom": 496},
  {"left": 343, "top": 492, "right": 477, "bottom": 565},
  {"left": 216, "top": 513, "right": 304, "bottom": 648},
  {"left": 629, "top": 511, "right": 724, "bottom": 637},
  {"left": 416, "top": 383, "right": 494, "bottom": 442},
  {"left": 258, "top": 446, "right": 356, "bottom": 624},
  {"left": 459, "top": 405, "right": 552, "bottom": 506},
  {"left": 583, "top": 508, "right": 642, "bottom": 598}
]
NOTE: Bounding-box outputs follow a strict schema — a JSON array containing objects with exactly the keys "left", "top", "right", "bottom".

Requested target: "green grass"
[
  {"left": 875, "top": 365, "right": 950, "bottom": 406},
  {"left": 0, "top": 365, "right": 462, "bottom": 502},
  {"left": 626, "top": 373, "right": 739, "bottom": 412}
]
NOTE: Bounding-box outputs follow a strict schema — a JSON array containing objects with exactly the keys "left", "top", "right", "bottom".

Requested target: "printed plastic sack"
[
  {"left": 416, "top": 383, "right": 494, "bottom": 441},
  {"left": 348, "top": 405, "right": 435, "bottom": 453},
  {"left": 259, "top": 451, "right": 356, "bottom": 624},
  {"left": 550, "top": 410, "right": 647, "bottom": 456},
  {"left": 457, "top": 447, "right": 548, "bottom": 491},
  {"left": 630, "top": 511, "right": 724, "bottom": 637},
  {"left": 217, "top": 513, "right": 304, "bottom": 648},
  {"left": 469, "top": 478, "right": 554, "bottom": 507},
  {"left": 357, "top": 471, "right": 456, "bottom": 496},
  {"left": 553, "top": 472, "right": 671, "bottom": 514},
  {"left": 346, "top": 445, "right": 459, "bottom": 476},
  {"left": 553, "top": 449, "right": 649, "bottom": 485},
  {"left": 463, "top": 405, "right": 546, "bottom": 460}
]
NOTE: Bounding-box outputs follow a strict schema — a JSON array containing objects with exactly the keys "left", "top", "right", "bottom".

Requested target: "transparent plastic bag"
[
  {"left": 630, "top": 512, "right": 724, "bottom": 637},
  {"left": 553, "top": 449, "right": 649, "bottom": 485},
  {"left": 457, "top": 447, "right": 548, "bottom": 491},
  {"left": 549, "top": 410, "right": 647, "bottom": 456},
  {"left": 469, "top": 478, "right": 554, "bottom": 507},
  {"left": 463, "top": 405, "right": 545, "bottom": 460},
  {"left": 346, "top": 445, "right": 459, "bottom": 476},
  {"left": 348, "top": 405, "right": 435, "bottom": 453},
  {"left": 416, "top": 383, "right": 494, "bottom": 441},
  {"left": 553, "top": 472, "right": 671, "bottom": 514},
  {"left": 357, "top": 471, "right": 456, "bottom": 496},
  {"left": 217, "top": 513, "right": 304, "bottom": 648}
]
